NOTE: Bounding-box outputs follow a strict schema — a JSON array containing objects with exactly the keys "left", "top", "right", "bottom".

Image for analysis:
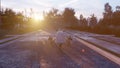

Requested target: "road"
[{"left": 0, "top": 30, "right": 119, "bottom": 68}]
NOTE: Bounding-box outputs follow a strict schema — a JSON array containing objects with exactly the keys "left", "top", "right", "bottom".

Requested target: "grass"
[
  {"left": 0, "top": 27, "right": 41, "bottom": 41},
  {"left": 0, "top": 36, "right": 11, "bottom": 40},
  {"left": 0, "top": 29, "right": 11, "bottom": 40},
  {"left": 0, "top": 37, "right": 20, "bottom": 44}
]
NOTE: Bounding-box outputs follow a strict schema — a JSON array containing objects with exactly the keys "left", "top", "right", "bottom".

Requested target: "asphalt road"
[{"left": 0, "top": 30, "right": 119, "bottom": 68}]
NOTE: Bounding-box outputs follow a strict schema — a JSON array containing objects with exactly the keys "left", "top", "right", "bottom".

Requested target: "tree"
[
  {"left": 44, "top": 8, "right": 59, "bottom": 22},
  {"left": 100, "top": 3, "right": 113, "bottom": 26},
  {"left": 1, "top": 8, "right": 26, "bottom": 29},
  {"left": 79, "top": 14, "right": 88, "bottom": 27},
  {"left": 89, "top": 14, "right": 97, "bottom": 27},
  {"left": 116, "top": 6, "right": 120, "bottom": 12},
  {"left": 15, "top": 12, "right": 24, "bottom": 28},
  {"left": 111, "top": 6, "right": 120, "bottom": 26},
  {"left": 103, "top": 3, "right": 113, "bottom": 19},
  {"left": 43, "top": 8, "right": 63, "bottom": 29},
  {"left": 79, "top": 14, "right": 84, "bottom": 22},
  {"left": 2, "top": 8, "right": 16, "bottom": 28},
  {"left": 62, "top": 8, "right": 78, "bottom": 27}
]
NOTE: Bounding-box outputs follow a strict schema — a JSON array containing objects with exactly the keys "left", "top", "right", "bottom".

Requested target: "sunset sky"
[{"left": 1, "top": 0, "right": 120, "bottom": 18}]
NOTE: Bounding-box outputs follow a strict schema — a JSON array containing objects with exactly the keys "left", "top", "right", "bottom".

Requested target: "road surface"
[{"left": 0, "top": 30, "right": 119, "bottom": 68}]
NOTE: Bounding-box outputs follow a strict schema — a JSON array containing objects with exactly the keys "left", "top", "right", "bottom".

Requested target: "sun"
[{"left": 32, "top": 14, "right": 44, "bottom": 21}]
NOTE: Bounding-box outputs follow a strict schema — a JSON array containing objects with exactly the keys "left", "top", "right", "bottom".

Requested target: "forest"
[{"left": 0, "top": 3, "right": 120, "bottom": 37}]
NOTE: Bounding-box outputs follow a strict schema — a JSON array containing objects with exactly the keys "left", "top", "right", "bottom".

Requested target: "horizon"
[{"left": 1, "top": 0, "right": 120, "bottom": 19}]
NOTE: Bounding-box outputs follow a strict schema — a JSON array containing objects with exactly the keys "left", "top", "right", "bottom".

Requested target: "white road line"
[
  {"left": 0, "top": 36, "right": 18, "bottom": 43},
  {"left": 75, "top": 38, "right": 120, "bottom": 66},
  {"left": 0, "top": 37, "right": 22, "bottom": 48}
]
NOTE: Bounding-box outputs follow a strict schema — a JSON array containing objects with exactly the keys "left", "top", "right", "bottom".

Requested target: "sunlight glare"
[{"left": 32, "top": 14, "right": 44, "bottom": 21}]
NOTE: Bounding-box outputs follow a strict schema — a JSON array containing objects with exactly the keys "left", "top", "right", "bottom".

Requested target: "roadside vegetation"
[{"left": 0, "top": 3, "right": 120, "bottom": 37}]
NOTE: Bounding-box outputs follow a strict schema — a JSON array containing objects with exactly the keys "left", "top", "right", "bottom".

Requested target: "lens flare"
[{"left": 32, "top": 14, "right": 44, "bottom": 21}]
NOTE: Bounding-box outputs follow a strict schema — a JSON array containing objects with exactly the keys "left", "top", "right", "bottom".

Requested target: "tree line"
[
  {"left": 0, "top": 3, "right": 120, "bottom": 36},
  {"left": 0, "top": 8, "right": 24, "bottom": 29},
  {"left": 0, "top": 8, "right": 36, "bottom": 30},
  {"left": 43, "top": 3, "right": 120, "bottom": 37}
]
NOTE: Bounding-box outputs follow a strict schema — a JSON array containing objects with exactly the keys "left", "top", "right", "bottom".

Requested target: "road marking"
[
  {"left": 19, "top": 37, "right": 48, "bottom": 42},
  {"left": 75, "top": 37, "right": 120, "bottom": 66}
]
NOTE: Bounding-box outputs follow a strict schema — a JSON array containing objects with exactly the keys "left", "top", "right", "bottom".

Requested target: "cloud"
[
  {"left": 2, "top": 0, "right": 53, "bottom": 9},
  {"left": 1, "top": 0, "right": 120, "bottom": 19},
  {"left": 33, "top": 0, "right": 53, "bottom": 8},
  {"left": 59, "top": 0, "right": 79, "bottom": 8}
]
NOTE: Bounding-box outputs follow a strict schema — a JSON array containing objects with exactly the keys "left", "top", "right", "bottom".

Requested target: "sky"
[{"left": 1, "top": 0, "right": 120, "bottom": 19}]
